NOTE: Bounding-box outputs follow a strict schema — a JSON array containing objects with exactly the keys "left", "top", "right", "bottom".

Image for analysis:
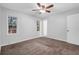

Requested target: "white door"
[{"left": 67, "top": 14, "right": 79, "bottom": 45}]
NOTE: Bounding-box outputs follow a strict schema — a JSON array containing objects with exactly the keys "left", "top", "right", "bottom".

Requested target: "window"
[{"left": 8, "top": 16, "right": 17, "bottom": 34}]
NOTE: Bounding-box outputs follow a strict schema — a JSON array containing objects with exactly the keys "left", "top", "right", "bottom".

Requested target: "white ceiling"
[{"left": 0, "top": 3, "right": 79, "bottom": 18}]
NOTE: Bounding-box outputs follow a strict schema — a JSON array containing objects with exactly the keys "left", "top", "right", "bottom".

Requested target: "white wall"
[
  {"left": 0, "top": 8, "right": 1, "bottom": 45},
  {"left": 47, "top": 8, "right": 79, "bottom": 42},
  {"left": 0, "top": 8, "right": 1, "bottom": 44},
  {"left": 47, "top": 14, "right": 67, "bottom": 41},
  {"left": 1, "top": 7, "right": 40, "bottom": 46},
  {"left": 43, "top": 19, "right": 47, "bottom": 36}
]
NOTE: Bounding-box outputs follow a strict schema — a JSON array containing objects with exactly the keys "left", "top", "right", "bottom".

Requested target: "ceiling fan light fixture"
[
  {"left": 33, "top": 3, "right": 54, "bottom": 14},
  {"left": 40, "top": 10, "right": 45, "bottom": 13}
]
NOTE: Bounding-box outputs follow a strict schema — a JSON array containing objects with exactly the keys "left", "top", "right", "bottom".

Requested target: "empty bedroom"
[{"left": 0, "top": 3, "right": 79, "bottom": 55}]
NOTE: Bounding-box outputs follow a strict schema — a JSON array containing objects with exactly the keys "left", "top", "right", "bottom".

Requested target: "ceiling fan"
[{"left": 32, "top": 3, "right": 54, "bottom": 14}]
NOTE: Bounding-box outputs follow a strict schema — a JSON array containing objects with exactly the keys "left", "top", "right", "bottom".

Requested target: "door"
[{"left": 67, "top": 14, "right": 79, "bottom": 45}]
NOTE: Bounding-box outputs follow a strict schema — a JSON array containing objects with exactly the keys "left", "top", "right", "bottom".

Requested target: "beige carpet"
[{"left": 1, "top": 37, "right": 79, "bottom": 55}]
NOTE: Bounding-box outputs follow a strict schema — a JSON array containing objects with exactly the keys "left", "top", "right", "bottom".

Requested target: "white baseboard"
[
  {"left": 66, "top": 40, "right": 79, "bottom": 45},
  {"left": 46, "top": 36, "right": 66, "bottom": 42},
  {"left": 46, "top": 36, "right": 79, "bottom": 45},
  {"left": 1, "top": 35, "right": 42, "bottom": 46},
  {"left": 1, "top": 35, "right": 79, "bottom": 46}
]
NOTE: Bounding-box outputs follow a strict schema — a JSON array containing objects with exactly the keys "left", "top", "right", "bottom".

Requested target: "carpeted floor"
[{"left": 1, "top": 37, "right": 79, "bottom": 55}]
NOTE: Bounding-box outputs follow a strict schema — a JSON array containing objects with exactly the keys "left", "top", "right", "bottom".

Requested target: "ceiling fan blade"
[
  {"left": 46, "top": 4, "right": 54, "bottom": 9},
  {"left": 45, "top": 10, "right": 51, "bottom": 13},
  {"left": 42, "top": 5, "right": 45, "bottom": 9},
  {"left": 32, "top": 9, "right": 37, "bottom": 11},
  {"left": 37, "top": 3, "right": 41, "bottom": 7},
  {"left": 32, "top": 9, "right": 40, "bottom": 11}
]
